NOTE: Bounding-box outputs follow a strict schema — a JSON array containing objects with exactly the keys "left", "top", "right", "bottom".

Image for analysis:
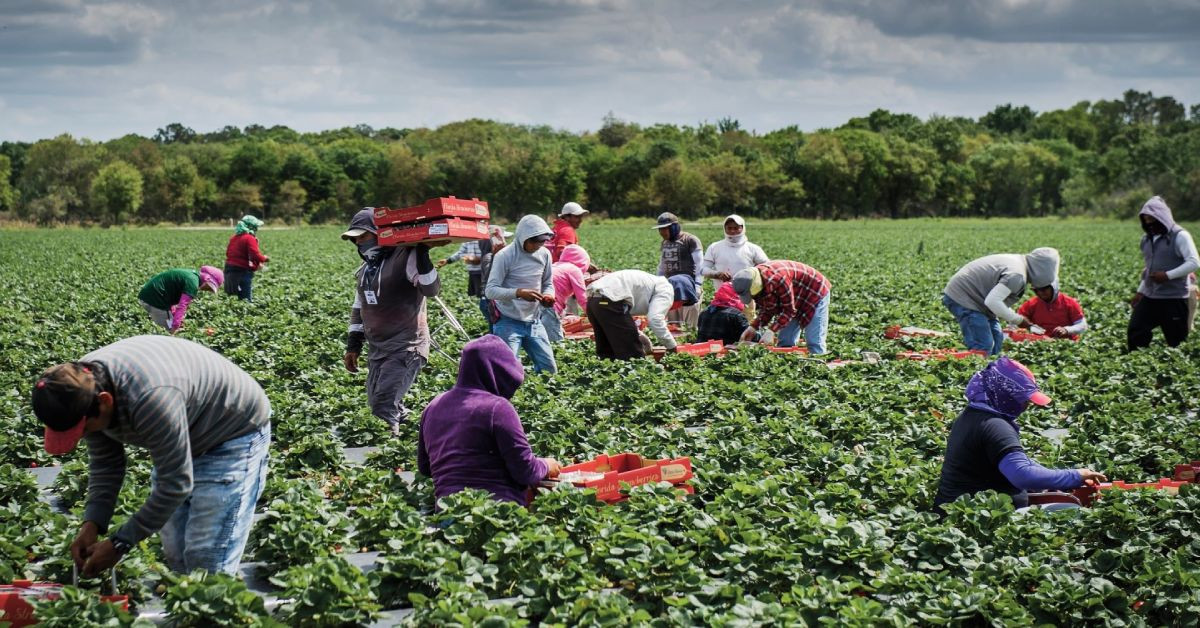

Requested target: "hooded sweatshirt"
[
  {"left": 587, "top": 269, "right": 678, "bottom": 349},
  {"left": 700, "top": 222, "right": 769, "bottom": 291},
  {"left": 485, "top": 215, "right": 555, "bottom": 322},
  {"left": 1138, "top": 196, "right": 1200, "bottom": 299},
  {"left": 552, "top": 244, "right": 590, "bottom": 314},
  {"left": 417, "top": 335, "right": 548, "bottom": 504},
  {"left": 934, "top": 358, "right": 1080, "bottom": 511},
  {"left": 943, "top": 248, "right": 1060, "bottom": 323}
]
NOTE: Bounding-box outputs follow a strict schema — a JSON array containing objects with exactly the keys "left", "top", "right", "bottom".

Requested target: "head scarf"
[
  {"left": 235, "top": 215, "right": 264, "bottom": 235},
  {"left": 199, "top": 265, "right": 224, "bottom": 290},
  {"left": 710, "top": 282, "right": 744, "bottom": 311},
  {"left": 724, "top": 215, "right": 746, "bottom": 247},
  {"left": 964, "top": 357, "right": 1050, "bottom": 421}
]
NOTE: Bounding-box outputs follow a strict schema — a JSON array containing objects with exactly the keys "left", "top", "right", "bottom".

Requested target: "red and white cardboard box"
[
  {"left": 372, "top": 197, "right": 490, "bottom": 227},
  {"left": 376, "top": 217, "right": 490, "bottom": 247}
]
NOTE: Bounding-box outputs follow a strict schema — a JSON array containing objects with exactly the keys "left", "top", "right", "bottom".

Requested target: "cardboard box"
[
  {"left": 558, "top": 453, "right": 693, "bottom": 503},
  {"left": 0, "top": 581, "right": 128, "bottom": 627},
  {"left": 372, "top": 197, "right": 490, "bottom": 227},
  {"left": 376, "top": 217, "right": 489, "bottom": 247},
  {"left": 896, "top": 348, "right": 988, "bottom": 361}
]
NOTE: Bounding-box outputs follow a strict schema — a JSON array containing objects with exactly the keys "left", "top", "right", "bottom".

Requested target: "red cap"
[
  {"left": 44, "top": 419, "right": 87, "bottom": 455},
  {"left": 1009, "top": 359, "right": 1052, "bottom": 406}
]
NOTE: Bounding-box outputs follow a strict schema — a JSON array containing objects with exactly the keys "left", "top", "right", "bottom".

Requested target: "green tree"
[
  {"left": 375, "top": 142, "right": 431, "bottom": 207},
  {"left": 981, "top": 104, "right": 1036, "bottom": 136},
  {"left": 17, "top": 134, "right": 106, "bottom": 221},
  {"left": 90, "top": 160, "right": 144, "bottom": 225},
  {"left": 273, "top": 179, "right": 308, "bottom": 224},
  {"left": 627, "top": 158, "right": 716, "bottom": 217},
  {"left": 0, "top": 154, "right": 14, "bottom": 211},
  {"left": 221, "top": 180, "right": 264, "bottom": 218},
  {"left": 597, "top": 112, "right": 639, "bottom": 148}
]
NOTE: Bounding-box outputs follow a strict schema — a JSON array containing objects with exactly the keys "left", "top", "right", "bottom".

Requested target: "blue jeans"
[
  {"left": 223, "top": 266, "right": 255, "bottom": 301},
  {"left": 492, "top": 316, "right": 557, "bottom": 374},
  {"left": 540, "top": 307, "right": 564, "bottom": 343},
  {"left": 479, "top": 298, "right": 494, "bottom": 334},
  {"left": 777, "top": 294, "right": 830, "bottom": 354},
  {"left": 156, "top": 423, "right": 271, "bottom": 574},
  {"left": 943, "top": 294, "right": 1003, "bottom": 355}
]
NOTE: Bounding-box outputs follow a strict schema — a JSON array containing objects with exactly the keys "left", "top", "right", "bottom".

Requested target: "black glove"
[
  {"left": 346, "top": 331, "right": 365, "bottom": 353},
  {"left": 414, "top": 245, "right": 434, "bottom": 275}
]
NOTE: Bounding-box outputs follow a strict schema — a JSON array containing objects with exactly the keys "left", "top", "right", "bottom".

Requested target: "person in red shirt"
[
  {"left": 224, "top": 215, "right": 269, "bottom": 301},
  {"left": 1015, "top": 285, "right": 1087, "bottom": 339},
  {"left": 548, "top": 202, "right": 588, "bottom": 262}
]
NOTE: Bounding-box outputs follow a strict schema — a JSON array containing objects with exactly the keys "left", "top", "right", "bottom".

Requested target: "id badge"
[{"left": 364, "top": 290, "right": 378, "bottom": 305}]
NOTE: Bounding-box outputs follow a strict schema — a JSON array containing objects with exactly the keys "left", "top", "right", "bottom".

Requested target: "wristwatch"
[{"left": 109, "top": 536, "right": 133, "bottom": 557}]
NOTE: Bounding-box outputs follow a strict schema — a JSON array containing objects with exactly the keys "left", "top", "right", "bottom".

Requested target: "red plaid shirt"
[{"left": 752, "top": 261, "right": 830, "bottom": 332}]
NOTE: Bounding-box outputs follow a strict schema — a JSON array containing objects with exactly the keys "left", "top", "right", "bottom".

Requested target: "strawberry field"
[{"left": 2, "top": 219, "right": 1199, "bottom": 626}]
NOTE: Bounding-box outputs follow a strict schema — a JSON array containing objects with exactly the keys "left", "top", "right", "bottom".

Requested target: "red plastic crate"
[
  {"left": 676, "top": 340, "right": 726, "bottom": 357},
  {"left": 1173, "top": 462, "right": 1199, "bottom": 482},
  {"left": 884, "top": 325, "right": 949, "bottom": 339},
  {"left": 372, "top": 197, "right": 490, "bottom": 227},
  {"left": 376, "top": 217, "right": 489, "bottom": 247},
  {"left": 767, "top": 346, "right": 809, "bottom": 354},
  {"left": 561, "top": 315, "right": 592, "bottom": 334},
  {"left": 557, "top": 453, "right": 693, "bottom": 503},
  {"left": 0, "top": 581, "right": 128, "bottom": 627},
  {"left": 1003, "top": 329, "right": 1054, "bottom": 342},
  {"left": 1072, "top": 478, "right": 1189, "bottom": 507},
  {"left": 896, "top": 348, "right": 988, "bottom": 361}
]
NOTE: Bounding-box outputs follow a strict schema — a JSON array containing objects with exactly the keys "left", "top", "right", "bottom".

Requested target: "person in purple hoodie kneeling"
[
  {"left": 933, "top": 357, "right": 1106, "bottom": 515},
  {"left": 417, "top": 335, "right": 561, "bottom": 505}
]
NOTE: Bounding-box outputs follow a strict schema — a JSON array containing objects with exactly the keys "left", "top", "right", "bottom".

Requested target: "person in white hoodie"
[
  {"left": 942, "top": 248, "right": 1060, "bottom": 356},
  {"left": 586, "top": 269, "right": 685, "bottom": 360},
  {"left": 700, "top": 215, "right": 769, "bottom": 292},
  {"left": 484, "top": 215, "right": 558, "bottom": 373},
  {"left": 1128, "top": 196, "right": 1199, "bottom": 350}
]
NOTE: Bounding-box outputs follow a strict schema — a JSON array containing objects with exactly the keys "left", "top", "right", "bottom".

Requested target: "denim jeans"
[
  {"left": 492, "top": 316, "right": 558, "bottom": 373},
  {"left": 223, "top": 265, "right": 255, "bottom": 301},
  {"left": 777, "top": 294, "right": 830, "bottom": 354},
  {"left": 943, "top": 293, "right": 1003, "bottom": 355},
  {"left": 540, "top": 307, "right": 564, "bottom": 343},
  {"left": 156, "top": 423, "right": 271, "bottom": 574},
  {"left": 479, "top": 298, "right": 495, "bottom": 334}
]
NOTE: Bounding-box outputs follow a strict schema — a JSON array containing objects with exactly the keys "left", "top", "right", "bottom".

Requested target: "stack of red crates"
[
  {"left": 556, "top": 453, "right": 693, "bottom": 503},
  {"left": 372, "top": 197, "right": 490, "bottom": 247}
]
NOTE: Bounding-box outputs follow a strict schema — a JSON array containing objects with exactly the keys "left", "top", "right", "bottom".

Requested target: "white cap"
[
  {"left": 725, "top": 214, "right": 745, "bottom": 226},
  {"left": 560, "top": 202, "right": 589, "bottom": 217}
]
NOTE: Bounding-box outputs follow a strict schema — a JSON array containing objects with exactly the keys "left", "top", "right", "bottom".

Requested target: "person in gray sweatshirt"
[
  {"left": 942, "top": 248, "right": 1060, "bottom": 355},
  {"left": 1129, "top": 196, "right": 1199, "bottom": 350},
  {"left": 484, "top": 215, "right": 558, "bottom": 373}
]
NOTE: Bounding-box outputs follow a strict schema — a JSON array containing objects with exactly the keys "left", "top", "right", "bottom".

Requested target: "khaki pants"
[
  {"left": 667, "top": 302, "right": 701, "bottom": 329},
  {"left": 1188, "top": 285, "right": 1198, "bottom": 331},
  {"left": 140, "top": 300, "right": 171, "bottom": 330}
]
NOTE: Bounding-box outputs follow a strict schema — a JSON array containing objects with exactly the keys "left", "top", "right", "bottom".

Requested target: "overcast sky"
[{"left": 2, "top": 0, "right": 1198, "bottom": 142}]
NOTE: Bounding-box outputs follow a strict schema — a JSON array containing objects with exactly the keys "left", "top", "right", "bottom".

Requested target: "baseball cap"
[
  {"left": 1006, "top": 359, "right": 1052, "bottom": 406},
  {"left": 725, "top": 214, "right": 745, "bottom": 227},
  {"left": 652, "top": 212, "right": 680, "bottom": 229},
  {"left": 560, "top": 202, "right": 589, "bottom": 217},
  {"left": 341, "top": 208, "right": 378, "bottom": 240},
  {"left": 31, "top": 363, "right": 99, "bottom": 455},
  {"left": 729, "top": 267, "right": 762, "bottom": 305}
]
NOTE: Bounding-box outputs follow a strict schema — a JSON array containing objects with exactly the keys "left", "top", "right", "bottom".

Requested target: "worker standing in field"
[
  {"left": 138, "top": 266, "right": 224, "bottom": 334},
  {"left": 476, "top": 225, "right": 512, "bottom": 333},
  {"left": 1015, "top": 283, "right": 1088, "bottom": 339},
  {"left": 585, "top": 269, "right": 687, "bottom": 360},
  {"left": 933, "top": 357, "right": 1106, "bottom": 515},
  {"left": 700, "top": 214, "right": 769, "bottom": 293},
  {"left": 548, "top": 202, "right": 589, "bottom": 263},
  {"left": 340, "top": 209, "right": 441, "bottom": 438},
  {"left": 545, "top": 244, "right": 592, "bottom": 343},
  {"left": 417, "top": 335, "right": 560, "bottom": 506},
  {"left": 224, "top": 215, "right": 269, "bottom": 302},
  {"left": 436, "top": 240, "right": 484, "bottom": 298},
  {"left": 484, "top": 215, "right": 558, "bottom": 374},
  {"left": 732, "top": 261, "right": 832, "bottom": 354},
  {"left": 31, "top": 335, "right": 272, "bottom": 576},
  {"left": 654, "top": 212, "right": 704, "bottom": 329},
  {"left": 1128, "top": 196, "right": 1199, "bottom": 351},
  {"left": 941, "top": 248, "right": 1060, "bottom": 355}
]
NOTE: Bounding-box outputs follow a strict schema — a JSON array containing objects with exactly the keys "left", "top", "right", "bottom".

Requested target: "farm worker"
[
  {"left": 223, "top": 214, "right": 269, "bottom": 301},
  {"left": 31, "top": 335, "right": 272, "bottom": 576},
  {"left": 476, "top": 225, "right": 513, "bottom": 334},
  {"left": 941, "top": 248, "right": 1060, "bottom": 355},
  {"left": 933, "top": 357, "right": 1106, "bottom": 515},
  {"left": 700, "top": 214, "right": 769, "bottom": 292},
  {"left": 544, "top": 244, "right": 592, "bottom": 343},
  {"left": 548, "top": 201, "right": 589, "bottom": 263},
  {"left": 417, "top": 334, "right": 561, "bottom": 505},
  {"left": 697, "top": 282, "right": 753, "bottom": 346},
  {"left": 1128, "top": 196, "right": 1199, "bottom": 351},
  {"left": 138, "top": 266, "right": 224, "bottom": 334},
  {"left": 585, "top": 269, "right": 689, "bottom": 360},
  {"left": 341, "top": 208, "right": 441, "bottom": 438},
  {"left": 436, "top": 240, "right": 484, "bottom": 298},
  {"left": 1015, "top": 283, "right": 1088, "bottom": 340},
  {"left": 733, "top": 261, "right": 832, "bottom": 354},
  {"left": 484, "top": 215, "right": 558, "bottom": 374},
  {"left": 655, "top": 212, "right": 704, "bottom": 329}
]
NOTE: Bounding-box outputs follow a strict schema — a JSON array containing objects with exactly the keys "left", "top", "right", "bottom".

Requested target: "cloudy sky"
[{"left": 2, "top": 0, "right": 1198, "bottom": 142}]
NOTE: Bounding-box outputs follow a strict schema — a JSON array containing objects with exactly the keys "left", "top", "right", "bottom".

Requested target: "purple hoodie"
[{"left": 417, "top": 335, "right": 549, "bottom": 504}]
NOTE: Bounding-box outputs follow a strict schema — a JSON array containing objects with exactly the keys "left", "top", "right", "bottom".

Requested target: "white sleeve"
[
  {"left": 983, "top": 284, "right": 1024, "bottom": 323},
  {"left": 752, "top": 244, "right": 769, "bottom": 264},
  {"left": 1167, "top": 231, "right": 1200, "bottom": 280},
  {"left": 646, "top": 287, "right": 678, "bottom": 350},
  {"left": 1063, "top": 317, "right": 1088, "bottom": 335},
  {"left": 700, "top": 244, "right": 718, "bottom": 278},
  {"left": 691, "top": 246, "right": 703, "bottom": 284}
]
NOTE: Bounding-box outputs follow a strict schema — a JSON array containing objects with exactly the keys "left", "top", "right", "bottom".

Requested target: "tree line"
[{"left": 1, "top": 89, "right": 1198, "bottom": 225}]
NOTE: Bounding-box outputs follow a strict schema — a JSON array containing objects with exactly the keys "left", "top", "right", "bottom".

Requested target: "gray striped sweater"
[{"left": 80, "top": 336, "right": 270, "bottom": 544}]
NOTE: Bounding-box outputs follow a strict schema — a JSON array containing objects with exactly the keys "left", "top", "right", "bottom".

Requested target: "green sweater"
[{"left": 138, "top": 269, "right": 200, "bottom": 310}]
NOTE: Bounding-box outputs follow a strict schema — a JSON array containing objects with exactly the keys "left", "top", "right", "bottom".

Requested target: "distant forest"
[{"left": 1, "top": 89, "right": 1198, "bottom": 225}]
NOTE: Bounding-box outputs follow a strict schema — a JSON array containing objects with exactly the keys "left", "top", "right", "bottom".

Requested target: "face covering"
[
  {"left": 725, "top": 230, "right": 746, "bottom": 246},
  {"left": 667, "top": 223, "right": 681, "bottom": 241},
  {"left": 357, "top": 241, "right": 383, "bottom": 261}
]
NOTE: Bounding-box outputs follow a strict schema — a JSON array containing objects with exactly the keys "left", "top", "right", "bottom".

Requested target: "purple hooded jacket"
[{"left": 417, "top": 335, "right": 549, "bottom": 504}]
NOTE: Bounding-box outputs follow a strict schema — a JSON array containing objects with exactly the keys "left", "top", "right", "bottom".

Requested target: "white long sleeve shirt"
[
  {"left": 586, "top": 269, "right": 678, "bottom": 349},
  {"left": 700, "top": 239, "right": 769, "bottom": 291}
]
